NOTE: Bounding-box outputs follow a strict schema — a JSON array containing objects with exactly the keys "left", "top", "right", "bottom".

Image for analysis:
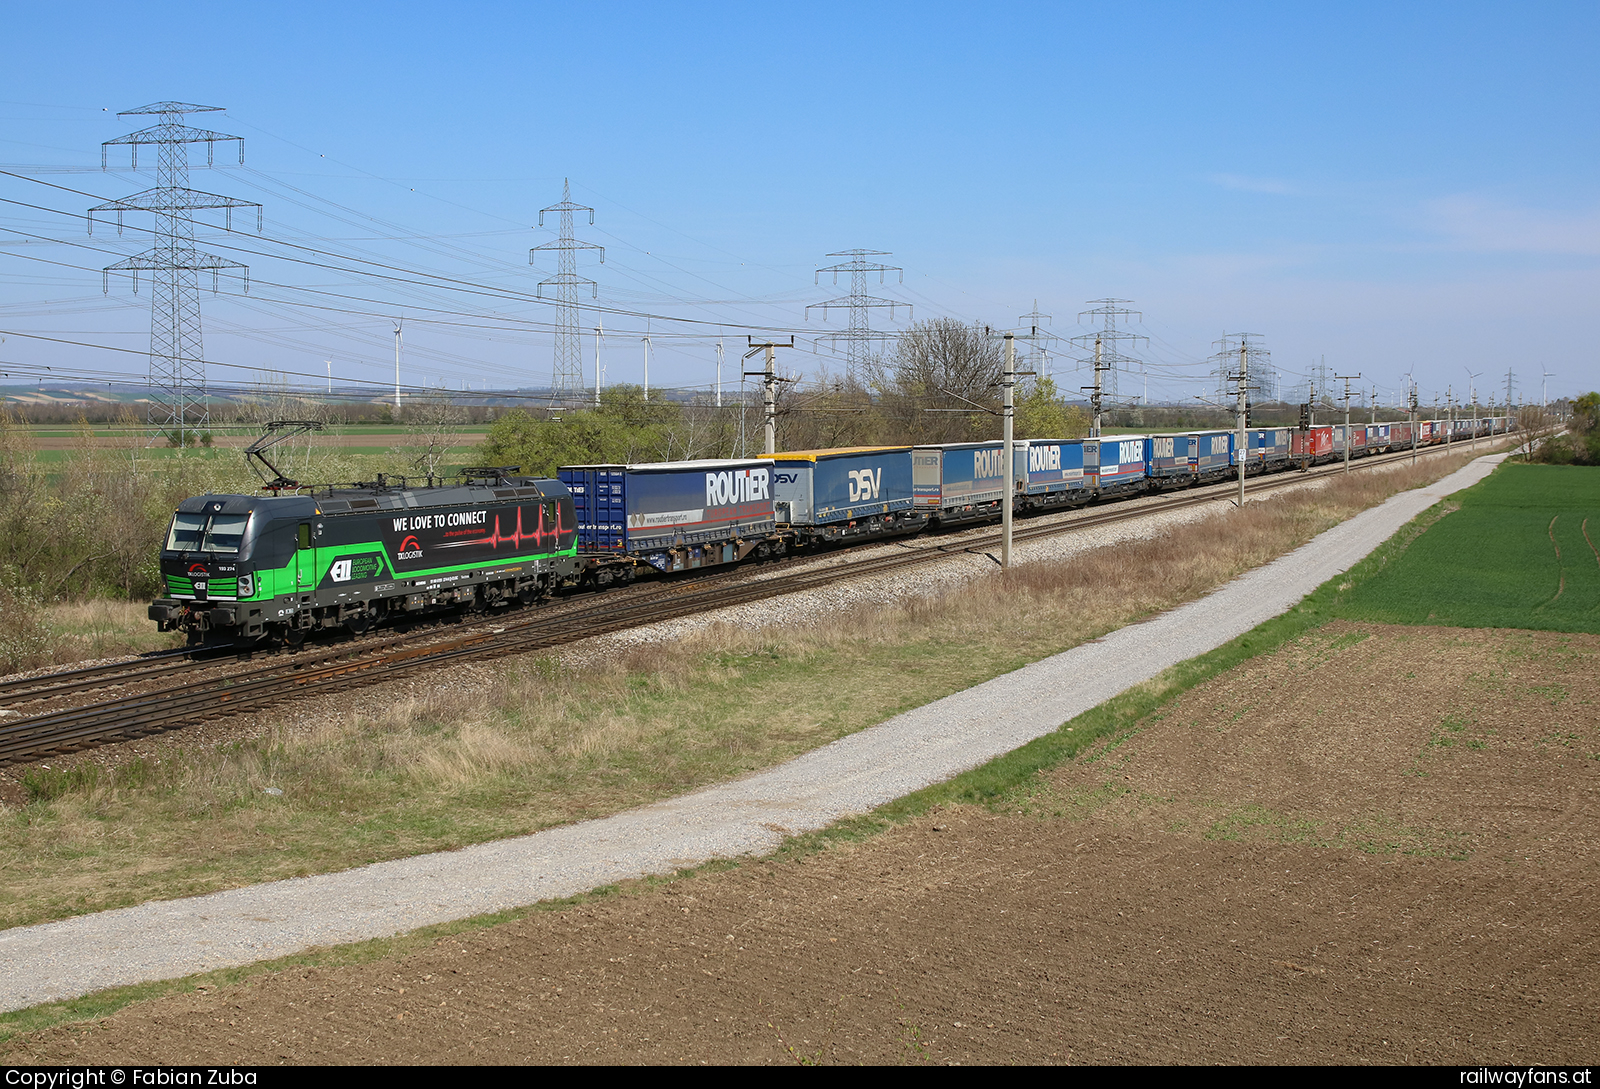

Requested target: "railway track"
[{"left": 0, "top": 440, "right": 1491, "bottom": 766}]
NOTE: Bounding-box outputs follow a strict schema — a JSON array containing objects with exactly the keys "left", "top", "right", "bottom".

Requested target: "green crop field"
[{"left": 1334, "top": 463, "right": 1600, "bottom": 633}]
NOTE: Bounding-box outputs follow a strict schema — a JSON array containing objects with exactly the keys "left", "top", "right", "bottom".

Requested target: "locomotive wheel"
[
  {"left": 344, "top": 611, "right": 370, "bottom": 634},
  {"left": 283, "top": 626, "right": 307, "bottom": 647}
]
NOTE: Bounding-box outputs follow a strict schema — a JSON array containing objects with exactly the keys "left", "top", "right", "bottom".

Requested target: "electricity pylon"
[
  {"left": 90, "top": 101, "right": 260, "bottom": 446},
  {"left": 806, "top": 249, "right": 912, "bottom": 378},
  {"left": 531, "top": 179, "right": 605, "bottom": 403},
  {"left": 1018, "top": 300, "right": 1060, "bottom": 380},
  {"left": 1072, "top": 299, "right": 1146, "bottom": 402},
  {"left": 1209, "top": 333, "right": 1270, "bottom": 402}
]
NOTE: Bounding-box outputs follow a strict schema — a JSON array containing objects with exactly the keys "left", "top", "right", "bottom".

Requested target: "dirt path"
[{"left": 8, "top": 621, "right": 1595, "bottom": 1064}]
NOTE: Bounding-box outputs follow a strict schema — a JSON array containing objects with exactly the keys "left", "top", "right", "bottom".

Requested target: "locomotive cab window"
[
  {"left": 297, "top": 523, "right": 312, "bottom": 550},
  {"left": 166, "top": 512, "right": 250, "bottom": 555}
]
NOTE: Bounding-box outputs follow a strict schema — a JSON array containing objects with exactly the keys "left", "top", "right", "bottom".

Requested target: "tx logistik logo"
[
  {"left": 397, "top": 535, "right": 423, "bottom": 561},
  {"left": 705, "top": 467, "right": 770, "bottom": 507}
]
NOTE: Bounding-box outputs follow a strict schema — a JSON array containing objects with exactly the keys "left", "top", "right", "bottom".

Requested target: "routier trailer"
[
  {"left": 558, "top": 458, "right": 779, "bottom": 581},
  {"left": 149, "top": 472, "right": 578, "bottom": 643},
  {"left": 1188, "top": 430, "right": 1233, "bottom": 482},
  {"left": 1233, "top": 427, "right": 1290, "bottom": 473},
  {"left": 1086, "top": 436, "right": 1149, "bottom": 497},
  {"left": 1012, "top": 438, "right": 1091, "bottom": 511},
  {"left": 771, "top": 446, "right": 923, "bottom": 544},
  {"left": 1147, "top": 433, "right": 1196, "bottom": 489},
  {"left": 1256, "top": 427, "right": 1292, "bottom": 469},
  {"left": 912, "top": 441, "right": 1009, "bottom": 525}
]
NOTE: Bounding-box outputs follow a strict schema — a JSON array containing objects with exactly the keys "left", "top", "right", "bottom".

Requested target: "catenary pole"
[
  {"left": 1003, "top": 333, "right": 1015, "bottom": 569},
  {"left": 1336, "top": 373, "right": 1361, "bottom": 474},
  {"left": 1237, "top": 344, "right": 1249, "bottom": 507},
  {"left": 742, "top": 337, "right": 793, "bottom": 457},
  {"left": 763, "top": 343, "right": 775, "bottom": 454},
  {"left": 393, "top": 323, "right": 402, "bottom": 417},
  {"left": 1410, "top": 380, "right": 1419, "bottom": 465}
]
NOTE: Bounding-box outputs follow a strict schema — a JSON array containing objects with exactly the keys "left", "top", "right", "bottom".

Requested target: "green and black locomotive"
[{"left": 149, "top": 445, "right": 577, "bottom": 645}]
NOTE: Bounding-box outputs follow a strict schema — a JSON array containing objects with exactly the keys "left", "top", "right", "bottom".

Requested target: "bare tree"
[
  {"left": 402, "top": 392, "right": 468, "bottom": 479},
  {"left": 866, "top": 318, "right": 1004, "bottom": 444}
]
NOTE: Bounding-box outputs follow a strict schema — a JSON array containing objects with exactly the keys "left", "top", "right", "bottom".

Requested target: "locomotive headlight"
[{"left": 237, "top": 574, "right": 254, "bottom": 598}]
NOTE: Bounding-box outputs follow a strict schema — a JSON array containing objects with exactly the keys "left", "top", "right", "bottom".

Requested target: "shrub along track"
[{"left": 0, "top": 441, "right": 1483, "bottom": 766}]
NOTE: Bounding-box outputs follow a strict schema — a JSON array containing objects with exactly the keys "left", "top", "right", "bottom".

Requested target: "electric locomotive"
[{"left": 148, "top": 422, "right": 577, "bottom": 645}]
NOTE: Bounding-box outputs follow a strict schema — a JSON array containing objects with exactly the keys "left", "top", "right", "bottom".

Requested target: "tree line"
[{"left": 479, "top": 318, "right": 1092, "bottom": 475}]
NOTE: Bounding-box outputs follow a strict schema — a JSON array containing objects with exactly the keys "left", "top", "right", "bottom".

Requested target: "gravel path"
[{"left": 0, "top": 454, "right": 1506, "bottom": 1011}]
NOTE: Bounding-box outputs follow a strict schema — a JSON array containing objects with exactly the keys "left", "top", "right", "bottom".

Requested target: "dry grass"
[
  {"left": 0, "top": 599, "right": 184, "bottom": 676},
  {"left": 42, "top": 600, "right": 184, "bottom": 663},
  {"left": 0, "top": 448, "right": 1490, "bottom": 929}
]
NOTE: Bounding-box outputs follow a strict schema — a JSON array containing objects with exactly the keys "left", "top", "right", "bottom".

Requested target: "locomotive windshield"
[{"left": 166, "top": 512, "right": 251, "bottom": 554}]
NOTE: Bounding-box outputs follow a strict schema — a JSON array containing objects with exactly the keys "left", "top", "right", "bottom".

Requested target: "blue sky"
[{"left": 1, "top": 1, "right": 1596, "bottom": 407}]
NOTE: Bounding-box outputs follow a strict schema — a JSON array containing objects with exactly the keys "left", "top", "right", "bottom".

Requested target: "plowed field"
[{"left": 6, "top": 621, "right": 1596, "bottom": 1064}]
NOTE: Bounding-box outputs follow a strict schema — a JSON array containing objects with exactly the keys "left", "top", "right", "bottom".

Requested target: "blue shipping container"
[{"left": 558, "top": 459, "right": 775, "bottom": 556}]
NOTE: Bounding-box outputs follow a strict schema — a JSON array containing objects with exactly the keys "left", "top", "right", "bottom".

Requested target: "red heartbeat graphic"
[{"left": 434, "top": 505, "right": 576, "bottom": 553}]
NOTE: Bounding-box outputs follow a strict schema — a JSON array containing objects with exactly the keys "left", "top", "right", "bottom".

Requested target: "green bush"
[
  {"left": 1534, "top": 391, "right": 1600, "bottom": 465},
  {"left": 0, "top": 566, "right": 57, "bottom": 673}
]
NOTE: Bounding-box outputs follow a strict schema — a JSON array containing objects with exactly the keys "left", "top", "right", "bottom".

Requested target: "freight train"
[{"left": 150, "top": 416, "right": 1513, "bottom": 645}]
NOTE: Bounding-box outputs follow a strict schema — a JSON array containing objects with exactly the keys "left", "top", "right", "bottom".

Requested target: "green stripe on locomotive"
[{"left": 243, "top": 535, "right": 579, "bottom": 598}]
